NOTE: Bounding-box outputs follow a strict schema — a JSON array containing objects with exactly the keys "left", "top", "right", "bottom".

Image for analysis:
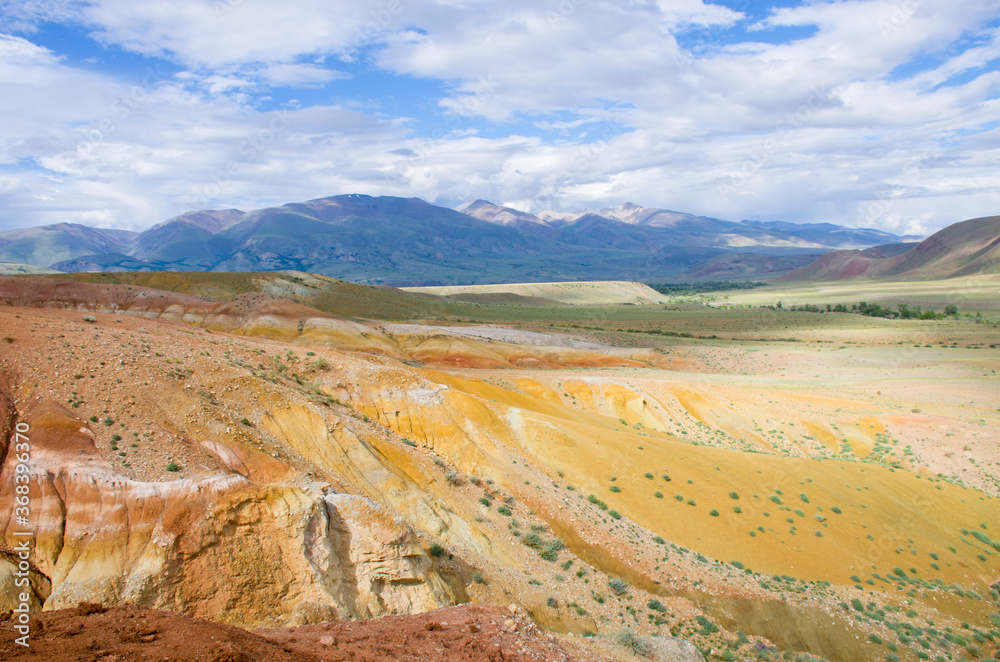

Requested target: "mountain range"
[
  {"left": 778, "top": 215, "right": 1000, "bottom": 282},
  {"left": 0, "top": 194, "right": 922, "bottom": 285}
]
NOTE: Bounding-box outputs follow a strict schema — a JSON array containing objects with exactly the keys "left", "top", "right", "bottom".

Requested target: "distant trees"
[
  {"left": 650, "top": 280, "right": 769, "bottom": 296},
  {"left": 768, "top": 299, "right": 965, "bottom": 320}
]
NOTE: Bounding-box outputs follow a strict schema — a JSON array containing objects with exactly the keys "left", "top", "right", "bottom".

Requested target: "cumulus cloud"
[{"left": 2, "top": 0, "right": 1000, "bottom": 234}]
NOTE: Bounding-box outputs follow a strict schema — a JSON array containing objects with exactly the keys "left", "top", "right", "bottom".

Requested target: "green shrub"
[
  {"left": 165, "top": 461, "right": 180, "bottom": 472},
  {"left": 608, "top": 578, "right": 629, "bottom": 595},
  {"left": 479, "top": 497, "right": 491, "bottom": 507},
  {"left": 654, "top": 491, "right": 663, "bottom": 498},
  {"left": 695, "top": 615, "right": 718, "bottom": 635},
  {"left": 497, "top": 505, "right": 512, "bottom": 516},
  {"left": 428, "top": 543, "right": 446, "bottom": 557},
  {"left": 615, "top": 629, "right": 650, "bottom": 656},
  {"left": 539, "top": 540, "right": 564, "bottom": 561},
  {"left": 609, "top": 485, "right": 622, "bottom": 493},
  {"left": 729, "top": 491, "right": 739, "bottom": 499},
  {"left": 709, "top": 509, "right": 720, "bottom": 517},
  {"left": 609, "top": 510, "right": 621, "bottom": 519}
]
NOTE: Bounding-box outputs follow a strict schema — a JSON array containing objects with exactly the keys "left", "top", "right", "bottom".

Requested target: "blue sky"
[{"left": 1, "top": 0, "right": 999, "bottom": 235}]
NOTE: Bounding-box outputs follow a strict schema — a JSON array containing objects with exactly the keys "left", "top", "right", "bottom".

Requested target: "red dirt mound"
[{"left": 0, "top": 603, "right": 610, "bottom": 662}]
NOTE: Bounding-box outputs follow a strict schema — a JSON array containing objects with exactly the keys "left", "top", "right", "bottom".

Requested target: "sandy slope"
[
  {"left": 1, "top": 279, "right": 998, "bottom": 662},
  {"left": 403, "top": 281, "right": 671, "bottom": 305}
]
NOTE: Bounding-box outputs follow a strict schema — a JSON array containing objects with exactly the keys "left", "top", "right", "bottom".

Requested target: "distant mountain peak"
[
  {"left": 148, "top": 209, "right": 245, "bottom": 234},
  {"left": 458, "top": 199, "right": 551, "bottom": 227},
  {"left": 0, "top": 193, "right": 953, "bottom": 285}
]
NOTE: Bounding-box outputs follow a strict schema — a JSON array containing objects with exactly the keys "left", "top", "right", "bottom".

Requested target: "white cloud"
[
  {"left": 2, "top": 1, "right": 1000, "bottom": 235},
  {"left": 79, "top": 0, "right": 391, "bottom": 67}
]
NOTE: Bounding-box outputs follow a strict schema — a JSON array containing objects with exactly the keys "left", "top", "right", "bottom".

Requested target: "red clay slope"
[
  {"left": 0, "top": 603, "right": 611, "bottom": 662},
  {"left": 779, "top": 215, "right": 1000, "bottom": 282}
]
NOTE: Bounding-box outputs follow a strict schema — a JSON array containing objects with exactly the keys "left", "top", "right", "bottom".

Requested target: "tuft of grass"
[
  {"left": 608, "top": 577, "right": 629, "bottom": 595},
  {"left": 165, "top": 461, "right": 180, "bottom": 472},
  {"left": 615, "top": 629, "right": 651, "bottom": 656}
]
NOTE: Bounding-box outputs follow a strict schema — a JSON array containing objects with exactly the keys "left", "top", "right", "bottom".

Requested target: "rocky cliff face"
[{"left": 0, "top": 396, "right": 455, "bottom": 627}]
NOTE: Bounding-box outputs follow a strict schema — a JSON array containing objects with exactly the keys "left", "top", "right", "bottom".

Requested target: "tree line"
[{"left": 770, "top": 300, "right": 961, "bottom": 319}]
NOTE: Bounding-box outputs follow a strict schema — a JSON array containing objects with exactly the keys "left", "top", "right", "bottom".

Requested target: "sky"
[{"left": 1, "top": 0, "right": 999, "bottom": 236}]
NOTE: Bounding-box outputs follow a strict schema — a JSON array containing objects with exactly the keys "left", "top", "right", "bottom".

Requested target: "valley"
[{"left": 1, "top": 270, "right": 997, "bottom": 661}]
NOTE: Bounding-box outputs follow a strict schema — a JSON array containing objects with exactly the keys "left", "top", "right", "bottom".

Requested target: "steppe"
[{"left": 1, "top": 272, "right": 998, "bottom": 662}]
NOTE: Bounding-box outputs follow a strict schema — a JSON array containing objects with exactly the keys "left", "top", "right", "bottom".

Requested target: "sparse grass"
[
  {"left": 615, "top": 629, "right": 650, "bottom": 656},
  {"left": 608, "top": 577, "right": 629, "bottom": 595}
]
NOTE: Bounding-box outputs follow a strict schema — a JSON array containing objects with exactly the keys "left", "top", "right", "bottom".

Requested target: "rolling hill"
[
  {"left": 404, "top": 280, "right": 671, "bottom": 305},
  {"left": 780, "top": 215, "right": 1000, "bottom": 282},
  {"left": 1, "top": 195, "right": 919, "bottom": 286}
]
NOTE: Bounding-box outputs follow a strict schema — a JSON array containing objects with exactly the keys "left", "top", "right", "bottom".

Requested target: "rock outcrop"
[{"left": 0, "top": 397, "right": 455, "bottom": 627}]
